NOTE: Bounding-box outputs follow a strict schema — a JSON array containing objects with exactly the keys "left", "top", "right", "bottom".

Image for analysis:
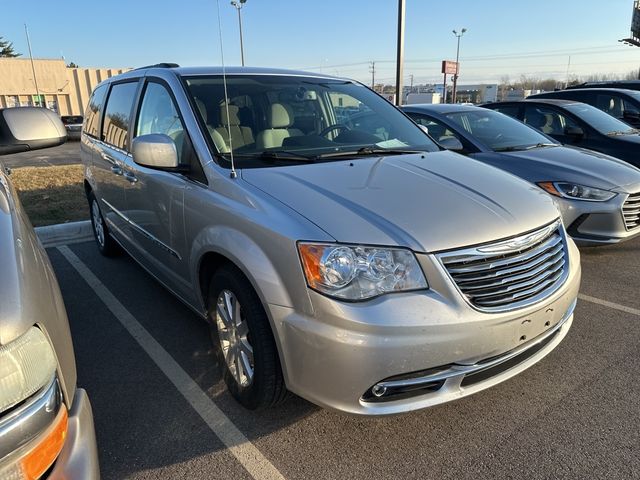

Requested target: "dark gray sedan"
[{"left": 403, "top": 104, "right": 640, "bottom": 245}]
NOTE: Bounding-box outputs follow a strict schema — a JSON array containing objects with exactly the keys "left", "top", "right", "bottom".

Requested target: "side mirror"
[
  {"left": 438, "top": 136, "right": 464, "bottom": 152},
  {"left": 0, "top": 107, "right": 67, "bottom": 156},
  {"left": 564, "top": 126, "right": 584, "bottom": 138},
  {"left": 132, "top": 134, "right": 179, "bottom": 169}
]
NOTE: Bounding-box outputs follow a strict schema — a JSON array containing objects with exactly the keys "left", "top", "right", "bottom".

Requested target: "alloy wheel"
[
  {"left": 215, "top": 289, "right": 254, "bottom": 387},
  {"left": 91, "top": 200, "right": 105, "bottom": 247}
]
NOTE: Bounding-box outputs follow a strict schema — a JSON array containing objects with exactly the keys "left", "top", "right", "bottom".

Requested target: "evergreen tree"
[{"left": 0, "top": 36, "right": 21, "bottom": 57}]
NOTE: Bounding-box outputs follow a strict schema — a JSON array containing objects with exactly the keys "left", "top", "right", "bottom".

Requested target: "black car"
[
  {"left": 483, "top": 99, "right": 640, "bottom": 168},
  {"left": 60, "top": 115, "right": 84, "bottom": 140},
  {"left": 567, "top": 80, "right": 640, "bottom": 92},
  {"left": 527, "top": 88, "right": 640, "bottom": 127}
]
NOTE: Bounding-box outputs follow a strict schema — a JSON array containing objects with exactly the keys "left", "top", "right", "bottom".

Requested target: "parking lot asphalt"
[
  {"left": 47, "top": 236, "right": 640, "bottom": 480},
  {"left": 2, "top": 141, "right": 80, "bottom": 169}
]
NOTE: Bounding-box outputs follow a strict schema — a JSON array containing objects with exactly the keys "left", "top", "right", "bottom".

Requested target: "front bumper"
[
  {"left": 269, "top": 239, "right": 581, "bottom": 415},
  {"left": 0, "top": 384, "right": 99, "bottom": 479},
  {"left": 556, "top": 194, "right": 640, "bottom": 245},
  {"left": 48, "top": 388, "right": 100, "bottom": 480}
]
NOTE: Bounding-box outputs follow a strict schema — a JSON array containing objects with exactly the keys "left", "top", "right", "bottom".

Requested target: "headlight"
[
  {"left": 298, "top": 243, "right": 428, "bottom": 300},
  {"left": 0, "top": 327, "right": 57, "bottom": 414},
  {"left": 538, "top": 182, "right": 617, "bottom": 202}
]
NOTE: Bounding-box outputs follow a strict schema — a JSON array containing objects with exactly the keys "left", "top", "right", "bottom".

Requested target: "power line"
[{"left": 299, "top": 44, "right": 628, "bottom": 71}]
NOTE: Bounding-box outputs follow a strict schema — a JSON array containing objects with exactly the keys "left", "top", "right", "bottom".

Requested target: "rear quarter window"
[{"left": 83, "top": 84, "right": 108, "bottom": 138}]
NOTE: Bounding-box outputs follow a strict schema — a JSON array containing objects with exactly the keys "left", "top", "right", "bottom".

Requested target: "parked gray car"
[
  {"left": 403, "top": 104, "right": 640, "bottom": 245},
  {"left": 0, "top": 107, "right": 100, "bottom": 478},
  {"left": 81, "top": 66, "right": 581, "bottom": 415}
]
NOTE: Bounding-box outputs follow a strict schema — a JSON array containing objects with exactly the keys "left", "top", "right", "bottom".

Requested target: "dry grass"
[{"left": 11, "top": 165, "right": 88, "bottom": 227}]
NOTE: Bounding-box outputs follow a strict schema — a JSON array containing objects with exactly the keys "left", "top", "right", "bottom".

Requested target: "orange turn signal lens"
[
  {"left": 298, "top": 243, "right": 324, "bottom": 287},
  {"left": 21, "top": 408, "right": 68, "bottom": 480},
  {"left": 537, "top": 182, "right": 561, "bottom": 197}
]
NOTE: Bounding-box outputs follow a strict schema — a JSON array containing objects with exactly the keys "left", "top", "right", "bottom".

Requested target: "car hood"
[
  {"left": 241, "top": 151, "right": 559, "bottom": 252},
  {"left": 614, "top": 132, "right": 640, "bottom": 145},
  {"left": 472, "top": 146, "right": 640, "bottom": 193}
]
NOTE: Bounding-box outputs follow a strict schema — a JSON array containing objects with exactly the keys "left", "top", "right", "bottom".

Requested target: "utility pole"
[
  {"left": 24, "top": 24, "right": 41, "bottom": 107},
  {"left": 395, "top": 0, "right": 406, "bottom": 106},
  {"left": 452, "top": 28, "right": 467, "bottom": 104},
  {"left": 369, "top": 61, "right": 376, "bottom": 90},
  {"left": 409, "top": 74, "right": 414, "bottom": 91},
  {"left": 230, "top": 0, "right": 247, "bottom": 66}
]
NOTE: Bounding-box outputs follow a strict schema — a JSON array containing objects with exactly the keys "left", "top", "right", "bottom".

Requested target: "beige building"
[{"left": 0, "top": 58, "right": 130, "bottom": 116}]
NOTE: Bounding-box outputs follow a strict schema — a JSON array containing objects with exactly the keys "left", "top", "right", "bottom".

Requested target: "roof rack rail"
[{"left": 133, "top": 63, "right": 180, "bottom": 71}]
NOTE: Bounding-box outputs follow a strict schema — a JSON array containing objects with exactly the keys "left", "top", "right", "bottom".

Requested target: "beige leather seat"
[
  {"left": 215, "top": 104, "right": 254, "bottom": 149},
  {"left": 255, "top": 103, "right": 303, "bottom": 150},
  {"left": 195, "top": 98, "right": 229, "bottom": 153}
]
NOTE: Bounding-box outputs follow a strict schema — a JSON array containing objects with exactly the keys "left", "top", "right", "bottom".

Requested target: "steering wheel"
[{"left": 320, "top": 124, "right": 350, "bottom": 138}]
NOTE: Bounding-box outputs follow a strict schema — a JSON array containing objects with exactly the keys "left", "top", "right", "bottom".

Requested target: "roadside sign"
[{"left": 442, "top": 60, "right": 458, "bottom": 75}]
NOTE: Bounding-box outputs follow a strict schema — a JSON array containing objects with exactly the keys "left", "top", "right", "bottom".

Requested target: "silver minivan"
[{"left": 81, "top": 66, "right": 581, "bottom": 415}]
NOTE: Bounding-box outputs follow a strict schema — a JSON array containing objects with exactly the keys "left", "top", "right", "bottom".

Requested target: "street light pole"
[
  {"left": 452, "top": 28, "right": 467, "bottom": 104},
  {"left": 230, "top": 0, "right": 247, "bottom": 66},
  {"left": 394, "top": 0, "right": 406, "bottom": 106},
  {"left": 24, "top": 24, "right": 41, "bottom": 107}
]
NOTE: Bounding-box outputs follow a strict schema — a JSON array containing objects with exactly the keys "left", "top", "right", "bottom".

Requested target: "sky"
[{"left": 1, "top": 0, "right": 639, "bottom": 85}]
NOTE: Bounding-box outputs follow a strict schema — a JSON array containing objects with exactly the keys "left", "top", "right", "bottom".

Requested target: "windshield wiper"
[
  {"left": 316, "top": 146, "right": 421, "bottom": 159},
  {"left": 607, "top": 129, "right": 638, "bottom": 136},
  {"left": 494, "top": 143, "right": 557, "bottom": 152},
  {"left": 218, "top": 150, "right": 315, "bottom": 163}
]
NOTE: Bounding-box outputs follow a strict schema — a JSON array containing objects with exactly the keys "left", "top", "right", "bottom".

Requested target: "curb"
[{"left": 35, "top": 220, "right": 94, "bottom": 248}]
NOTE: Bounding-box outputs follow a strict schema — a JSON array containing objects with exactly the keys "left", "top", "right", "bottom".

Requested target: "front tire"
[
  {"left": 87, "top": 191, "right": 118, "bottom": 257},
  {"left": 208, "top": 264, "right": 287, "bottom": 410}
]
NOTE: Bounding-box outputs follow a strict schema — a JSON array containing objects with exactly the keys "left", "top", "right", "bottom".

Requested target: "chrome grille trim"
[
  {"left": 438, "top": 220, "right": 569, "bottom": 312},
  {"left": 623, "top": 192, "right": 640, "bottom": 230}
]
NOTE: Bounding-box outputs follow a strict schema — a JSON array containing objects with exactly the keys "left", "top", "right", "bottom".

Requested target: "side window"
[
  {"left": 410, "top": 115, "right": 462, "bottom": 144},
  {"left": 136, "top": 82, "right": 186, "bottom": 162},
  {"left": 490, "top": 105, "right": 520, "bottom": 119},
  {"left": 596, "top": 94, "right": 625, "bottom": 118},
  {"left": 523, "top": 106, "right": 578, "bottom": 136},
  {"left": 329, "top": 92, "right": 370, "bottom": 125},
  {"left": 328, "top": 92, "right": 392, "bottom": 141},
  {"left": 83, "top": 84, "right": 108, "bottom": 138},
  {"left": 102, "top": 82, "right": 138, "bottom": 151}
]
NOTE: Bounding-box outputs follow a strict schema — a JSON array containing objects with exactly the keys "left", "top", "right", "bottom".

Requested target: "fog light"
[{"left": 371, "top": 385, "right": 387, "bottom": 397}]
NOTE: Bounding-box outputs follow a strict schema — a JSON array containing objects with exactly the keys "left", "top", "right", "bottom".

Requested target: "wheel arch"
[{"left": 192, "top": 227, "right": 297, "bottom": 382}]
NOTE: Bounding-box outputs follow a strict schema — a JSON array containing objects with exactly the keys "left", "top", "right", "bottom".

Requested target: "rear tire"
[
  {"left": 87, "top": 191, "right": 119, "bottom": 257},
  {"left": 208, "top": 264, "right": 287, "bottom": 410}
]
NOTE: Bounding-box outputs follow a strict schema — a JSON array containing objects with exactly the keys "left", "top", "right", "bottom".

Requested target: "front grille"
[
  {"left": 438, "top": 221, "right": 567, "bottom": 311},
  {"left": 623, "top": 192, "right": 640, "bottom": 230}
]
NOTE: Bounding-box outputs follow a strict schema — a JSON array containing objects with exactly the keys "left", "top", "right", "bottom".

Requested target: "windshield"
[
  {"left": 563, "top": 103, "right": 637, "bottom": 135},
  {"left": 444, "top": 109, "right": 555, "bottom": 151},
  {"left": 183, "top": 75, "right": 438, "bottom": 167}
]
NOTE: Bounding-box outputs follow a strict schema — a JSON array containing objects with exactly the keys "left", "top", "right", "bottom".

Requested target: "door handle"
[
  {"left": 110, "top": 165, "right": 123, "bottom": 175},
  {"left": 123, "top": 171, "right": 138, "bottom": 183}
]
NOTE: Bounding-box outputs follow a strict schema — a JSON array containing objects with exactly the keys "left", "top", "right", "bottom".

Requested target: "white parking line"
[
  {"left": 57, "top": 246, "right": 286, "bottom": 480},
  {"left": 579, "top": 293, "right": 640, "bottom": 317}
]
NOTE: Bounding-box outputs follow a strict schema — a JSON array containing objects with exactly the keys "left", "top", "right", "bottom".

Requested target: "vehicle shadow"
[{"left": 48, "top": 244, "right": 318, "bottom": 480}]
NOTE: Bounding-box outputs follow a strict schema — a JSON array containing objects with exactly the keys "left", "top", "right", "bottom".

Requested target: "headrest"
[
  {"left": 220, "top": 104, "right": 241, "bottom": 127},
  {"left": 268, "top": 103, "right": 294, "bottom": 128},
  {"left": 195, "top": 98, "right": 208, "bottom": 123}
]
